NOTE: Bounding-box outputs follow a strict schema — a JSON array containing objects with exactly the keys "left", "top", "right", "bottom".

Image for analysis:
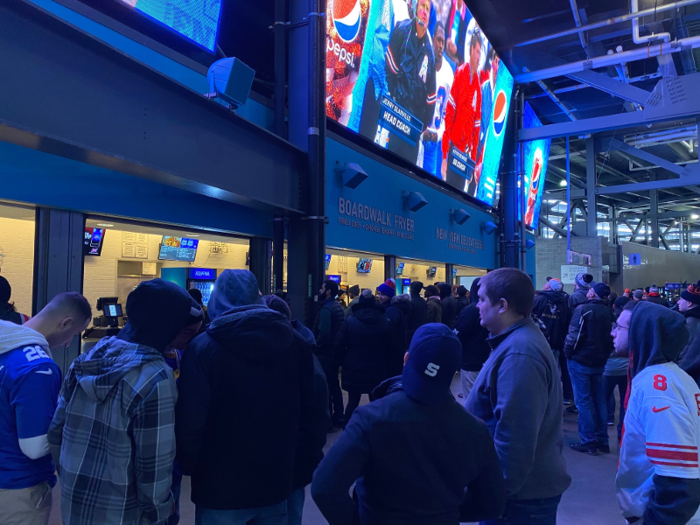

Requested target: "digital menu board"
[
  {"left": 117, "top": 0, "right": 222, "bottom": 51},
  {"left": 84, "top": 227, "right": 106, "bottom": 256},
  {"left": 519, "top": 102, "right": 551, "bottom": 229},
  {"left": 159, "top": 236, "right": 200, "bottom": 262},
  {"left": 326, "top": 0, "right": 514, "bottom": 206}
]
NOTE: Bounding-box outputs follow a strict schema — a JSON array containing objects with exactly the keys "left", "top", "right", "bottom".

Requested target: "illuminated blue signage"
[{"left": 188, "top": 268, "right": 217, "bottom": 280}]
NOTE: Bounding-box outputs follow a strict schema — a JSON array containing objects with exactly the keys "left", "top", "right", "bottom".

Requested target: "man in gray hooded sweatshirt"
[{"left": 48, "top": 279, "right": 202, "bottom": 525}]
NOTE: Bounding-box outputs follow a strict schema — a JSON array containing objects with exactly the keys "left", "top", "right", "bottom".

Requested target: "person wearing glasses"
[
  {"left": 604, "top": 315, "right": 630, "bottom": 443},
  {"left": 615, "top": 300, "right": 700, "bottom": 525}
]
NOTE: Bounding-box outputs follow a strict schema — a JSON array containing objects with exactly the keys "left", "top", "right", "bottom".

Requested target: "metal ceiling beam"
[
  {"left": 604, "top": 138, "right": 695, "bottom": 177},
  {"left": 520, "top": 111, "right": 648, "bottom": 142},
  {"left": 595, "top": 173, "right": 700, "bottom": 194},
  {"left": 515, "top": 36, "right": 700, "bottom": 84},
  {"left": 540, "top": 216, "right": 579, "bottom": 237},
  {"left": 536, "top": 80, "right": 577, "bottom": 120},
  {"left": 566, "top": 70, "right": 651, "bottom": 105},
  {"left": 514, "top": 0, "right": 700, "bottom": 48}
]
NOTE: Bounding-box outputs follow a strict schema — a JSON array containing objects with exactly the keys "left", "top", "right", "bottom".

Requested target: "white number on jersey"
[{"left": 24, "top": 346, "right": 49, "bottom": 362}]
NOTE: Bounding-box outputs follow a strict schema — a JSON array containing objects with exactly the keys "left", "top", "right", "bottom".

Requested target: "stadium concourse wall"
[{"left": 619, "top": 242, "right": 700, "bottom": 290}]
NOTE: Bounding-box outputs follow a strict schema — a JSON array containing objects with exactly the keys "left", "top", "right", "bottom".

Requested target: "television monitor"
[
  {"left": 402, "top": 278, "right": 411, "bottom": 287},
  {"left": 357, "top": 258, "right": 373, "bottom": 273},
  {"left": 427, "top": 266, "right": 437, "bottom": 278},
  {"left": 325, "top": 254, "right": 332, "bottom": 271},
  {"left": 115, "top": 0, "right": 223, "bottom": 52},
  {"left": 84, "top": 227, "right": 106, "bottom": 256},
  {"left": 396, "top": 262, "right": 405, "bottom": 275},
  {"left": 104, "top": 303, "right": 124, "bottom": 318},
  {"left": 326, "top": 0, "right": 514, "bottom": 206},
  {"left": 519, "top": 102, "right": 551, "bottom": 230},
  {"left": 158, "top": 236, "right": 199, "bottom": 262},
  {"left": 327, "top": 274, "right": 342, "bottom": 284}
]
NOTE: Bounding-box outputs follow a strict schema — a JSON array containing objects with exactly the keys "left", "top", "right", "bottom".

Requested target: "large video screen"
[
  {"left": 118, "top": 0, "right": 222, "bottom": 51},
  {"left": 326, "top": 0, "right": 514, "bottom": 206},
  {"left": 519, "top": 102, "right": 550, "bottom": 229}
]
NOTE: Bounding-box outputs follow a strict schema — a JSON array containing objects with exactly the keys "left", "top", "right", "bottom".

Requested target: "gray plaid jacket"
[{"left": 48, "top": 337, "right": 177, "bottom": 525}]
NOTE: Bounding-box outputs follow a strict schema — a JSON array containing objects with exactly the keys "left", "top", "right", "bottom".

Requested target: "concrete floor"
[{"left": 49, "top": 379, "right": 625, "bottom": 524}]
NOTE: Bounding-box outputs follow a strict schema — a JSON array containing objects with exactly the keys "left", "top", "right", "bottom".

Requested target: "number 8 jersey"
[{"left": 617, "top": 361, "right": 700, "bottom": 523}]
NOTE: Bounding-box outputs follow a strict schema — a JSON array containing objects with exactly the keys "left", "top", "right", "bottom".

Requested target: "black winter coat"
[
  {"left": 314, "top": 298, "right": 346, "bottom": 357},
  {"left": 568, "top": 288, "right": 588, "bottom": 310},
  {"left": 335, "top": 306, "right": 396, "bottom": 393},
  {"left": 563, "top": 299, "right": 614, "bottom": 368},
  {"left": 441, "top": 296, "right": 459, "bottom": 330},
  {"left": 176, "top": 305, "right": 305, "bottom": 510},
  {"left": 426, "top": 297, "right": 442, "bottom": 323},
  {"left": 455, "top": 303, "right": 490, "bottom": 372},
  {"left": 407, "top": 294, "right": 428, "bottom": 341},
  {"left": 455, "top": 296, "right": 469, "bottom": 316},
  {"left": 532, "top": 291, "right": 571, "bottom": 351},
  {"left": 385, "top": 302, "right": 411, "bottom": 375}
]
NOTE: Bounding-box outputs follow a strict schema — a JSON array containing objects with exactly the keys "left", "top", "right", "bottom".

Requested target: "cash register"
[{"left": 83, "top": 297, "right": 124, "bottom": 341}]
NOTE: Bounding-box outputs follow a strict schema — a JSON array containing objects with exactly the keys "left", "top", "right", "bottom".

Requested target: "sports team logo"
[
  {"left": 493, "top": 90, "right": 508, "bottom": 136},
  {"left": 332, "top": 0, "right": 362, "bottom": 43}
]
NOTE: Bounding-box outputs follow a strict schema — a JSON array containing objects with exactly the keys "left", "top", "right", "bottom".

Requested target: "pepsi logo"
[
  {"left": 493, "top": 90, "right": 508, "bottom": 136},
  {"left": 531, "top": 148, "right": 543, "bottom": 188},
  {"left": 332, "top": 0, "right": 361, "bottom": 43}
]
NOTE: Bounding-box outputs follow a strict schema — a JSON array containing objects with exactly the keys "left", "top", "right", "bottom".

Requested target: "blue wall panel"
[
  {"left": 326, "top": 139, "right": 498, "bottom": 269},
  {"left": 0, "top": 141, "right": 272, "bottom": 238}
]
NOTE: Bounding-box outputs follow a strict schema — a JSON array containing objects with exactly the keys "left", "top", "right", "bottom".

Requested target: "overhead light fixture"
[
  {"left": 402, "top": 191, "right": 428, "bottom": 212},
  {"left": 693, "top": 214, "right": 699, "bottom": 220},
  {"left": 481, "top": 221, "right": 498, "bottom": 235},
  {"left": 526, "top": 239, "right": 536, "bottom": 250},
  {"left": 559, "top": 180, "right": 568, "bottom": 187},
  {"left": 451, "top": 209, "right": 471, "bottom": 225},
  {"left": 206, "top": 57, "right": 255, "bottom": 109},
  {"left": 335, "top": 162, "right": 369, "bottom": 189},
  {"left": 96, "top": 223, "right": 114, "bottom": 228}
]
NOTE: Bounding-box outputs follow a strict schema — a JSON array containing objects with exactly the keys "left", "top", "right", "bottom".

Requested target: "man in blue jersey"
[{"left": 0, "top": 292, "right": 91, "bottom": 525}]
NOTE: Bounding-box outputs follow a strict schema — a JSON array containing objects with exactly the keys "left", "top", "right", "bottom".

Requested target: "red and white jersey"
[{"left": 617, "top": 362, "right": 700, "bottom": 523}]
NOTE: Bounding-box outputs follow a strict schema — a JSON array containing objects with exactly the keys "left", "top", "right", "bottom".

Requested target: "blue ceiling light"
[
  {"left": 402, "top": 191, "right": 428, "bottom": 212},
  {"left": 335, "top": 162, "right": 369, "bottom": 189},
  {"left": 481, "top": 221, "right": 498, "bottom": 235},
  {"left": 451, "top": 209, "right": 471, "bottom": 225}
]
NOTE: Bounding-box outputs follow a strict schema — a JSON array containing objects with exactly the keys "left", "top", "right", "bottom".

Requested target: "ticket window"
[
  {"left": 82, "top": 218, "right": 250, "bottom": 324},
  {"left": 0, "top": 202, "right": 36, "bottom": 318}
]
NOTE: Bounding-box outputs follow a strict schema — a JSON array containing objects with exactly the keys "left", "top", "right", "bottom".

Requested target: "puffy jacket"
[
  {"left": 314, "top": 298, "right": 346, "bottom": 357},
  {"left": 407, "top": 294, "right": 428, "bottom": 341},
  {"left": 426, "top": 297, "right": 442, "bottom": 324},
  {"left": 563, "top": 299, "right": 614, "bottom": 368},
  {"left": 532, "top": 291, "right": 571, "bottom": 351},
  {"left": 312, "top": 377, "right": 506, "bottom": 525},
  {"left": 335, "top": 305, "right": 396, "bottom": 393},
  {"left": 176, "top": 304, "right": 302, "bottom": 510},
  {"left": 568, "top": 287, "right": 589, "bottom": 310}
]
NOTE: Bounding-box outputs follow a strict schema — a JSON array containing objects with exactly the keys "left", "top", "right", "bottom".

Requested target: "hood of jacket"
[
  {"left": 469, "top": 278, "right": 481, "bottom": 305},
  {"left": 72, "top": 337, "right": 165, "bottom": 402},
  {"left": 117, "top": 278, "right": 202, "bottom": 354},
  {"left": 438, "top": 284, "right": 452, "bottom": 300},
  {"left": 291, "top": 319, "right": 316, "bottom": 347},
  {"left": 353, "top": 304, "right": 387, "bottom": 325},
  {"left": 537, "top": 290, "right": 568, "bottom": 304},
  {"left": 390, "top": 301, "right": 412, "bottom": 317},
  {"left": 372, "top": 375, "right": 404, "bottom": 399},
  {"left": 0, "top": 320, "right": 50, "bottom": 356},
  {"left": 684, "top": 307, "right": 700, "bottom": 320},
  {"left": 630, "top": 301, "right": 689, "bottom": 378},
  {"left": 208, "top": 270, "right": 263, "bottom": 320},
  {"left": 207, "top": 304, "right": 294, "bottom": 363}
]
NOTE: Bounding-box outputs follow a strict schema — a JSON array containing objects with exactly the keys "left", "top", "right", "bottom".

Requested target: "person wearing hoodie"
[
  {"left": 175, "top": 271, "right": 303, "bottom": 524},
  {"left": 614, "top": 301, "right": 700, "bottom": 525},
  {"left": 679, "top": 281, "right": 700, "bottom": 344},
  {"left": 564, "top": 282, "right": 614, "bottom": 455},
  {"left": 377, "top": 279, "right": 409, "bottom": 372},
  {"left": 569, "top": 272, "right": 593, "bottom": 310},
  {"left": 0, "top": 275, "right": 31, "bottom": 325},
  {"left": 344, "top": 284, "right": 361, "bottom": 319},
  {"left": 335, "top": 290, "right": 396, "bottom": 426},
  {"left": 454, "top": 278, "right": 490, "bottom": 399},
  {"left": 0, "top": 292, "right": 91, "bottom": 525},
  {"left": 439, "top": 283, "right": 459, "bottom": 330},
  {"left": 425, "top": 285, "right": 443, "bottom": 323},
  {"left": 454, "top": 285, "right": 469, "bottom": 315},
  {"left": 48, "top": 280, "right": 200, "bottom": 525},
  {"left": 312, "top": 324, "right": 507, "bottom": 525},
  {"left": 466, "top": 268, "right": 571, "bottom": 524},
  {"left": 314, "top": 279, "right": 347, "bottom": 428},
  {"left": 262, "top": 294, "right": 330, "bottom": 525},
  {"left": 407, "top": 281, "right": 428, "bottom": 342}
]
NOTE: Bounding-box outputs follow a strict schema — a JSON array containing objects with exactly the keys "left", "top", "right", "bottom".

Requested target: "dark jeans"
[
  {"left": 317, "top": 355, "right": 344, "bottom": 425},
  {"left": 558, "top": 349, "right": 573, "bottom": 401},
  {"left": 568, "top": 360, "right": 608, "bottom": 447},
  {"left": 604, "top": 374, "right": 627, "bottom": 439},
  {"left": 480, "top": 495, "right": 562, "bottom": 525},
  {"left": 344, "top": 390, "right": 375, "bottom": 427}
]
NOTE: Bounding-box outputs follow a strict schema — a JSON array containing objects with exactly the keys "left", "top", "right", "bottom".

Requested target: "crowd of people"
[{"left": 2, "top": 269, "right": 700, "bottom": 524}]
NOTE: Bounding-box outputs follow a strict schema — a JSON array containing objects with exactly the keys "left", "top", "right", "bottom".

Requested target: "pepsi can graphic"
[
  {"left": 326, "top": 0, "right": 370, "bottom": 124},
  {"left": 525, "top": 147, "right": 543, "bottom": 226}
]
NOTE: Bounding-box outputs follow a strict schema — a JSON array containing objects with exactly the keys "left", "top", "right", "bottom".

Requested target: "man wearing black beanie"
[
  {"left": 49, "top": 279, "right": 202, "bottom": 525},
  {"left": 312, "top": 323, "right": 506, "bottom": 525}
]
